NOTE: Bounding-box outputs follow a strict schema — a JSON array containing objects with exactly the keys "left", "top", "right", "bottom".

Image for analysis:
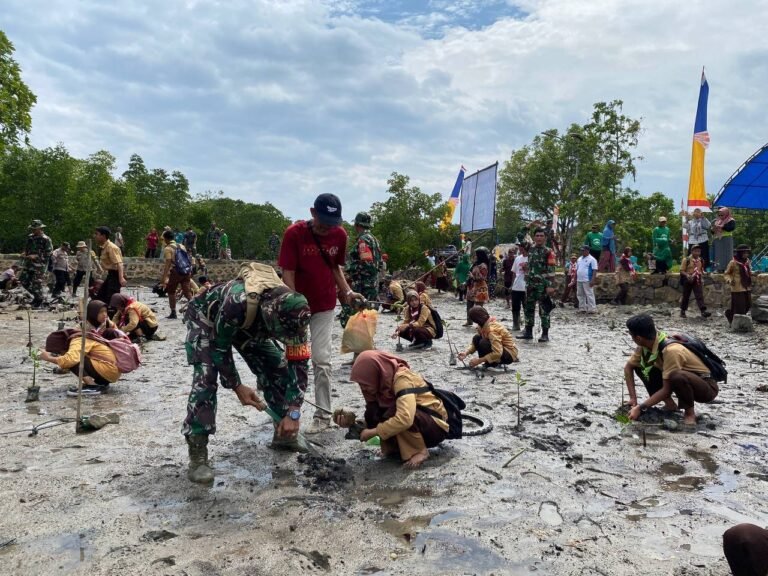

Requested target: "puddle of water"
[
  {"left": 658, "top": 462, "right": 685, "bottom": 476},
  {"left": 412, "top": 529, "right": 508, "bottom": 574},
  {"left": 430, "top": 510, "right": 464, "bottom": 527},
  {"left": 538, "top": 501, "right": 563, "bottom": 526},
  {"left": 1, "top": 532, "right": 91, "bottom": 572},
  {"left": 702, "top": 470, "right": 740, "bottom": 498},
  {"left": 361, "top": 486, "right": 433, "bottom": 508},
  {"left": 379, "top": 514, "right": 433, "bottom": 542},
  {"left": 662, "top": 475, "right": 707, "bottom": 492},
  {"left": 355, "top": 568, "right": 389, "bottom": 576},
  {"left": 685, "top": 449, "right": 718, "bottom": 474}
]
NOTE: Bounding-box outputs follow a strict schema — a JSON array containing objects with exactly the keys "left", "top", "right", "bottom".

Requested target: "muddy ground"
[{"left": 1, "top": 287, "right": 767, "bottom": 576}]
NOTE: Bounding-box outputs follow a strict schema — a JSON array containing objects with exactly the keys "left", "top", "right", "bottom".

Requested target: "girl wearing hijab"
[
  {"left": 393, "top": 291, "right": 436, "bottom": 350},
  {"left": 724, "top": 244, "right": 753, "bottom": 324},
  {"left": 463, "top": 247, "right": 490, "bottom": 326},
  {"left": 458, "top": 306, "right": 518, "bottom": 368},
  {"left": 110, "top": 293, "right": 160, "bottom": 342},
  {"left": 712, "top": 207, "right": 736, "bottom": 272},
  {"left": 39, "top": 300, "right": 121, "bottom": 396},
  {"left": 598, "top": 220, "right": 616, "bottom": 272},
  {"left": 336, "top": 350, "right": 448, "bottom": 468}
]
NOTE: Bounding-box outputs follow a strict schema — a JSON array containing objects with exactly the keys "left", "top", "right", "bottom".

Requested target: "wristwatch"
[{"left": 288, "top": 408, "right": 301, "bottom": 421}]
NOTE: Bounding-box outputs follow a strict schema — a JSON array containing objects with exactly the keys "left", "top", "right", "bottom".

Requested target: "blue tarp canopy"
[{"left": 713, "top": 143, "right": 768, "bottom": 209}]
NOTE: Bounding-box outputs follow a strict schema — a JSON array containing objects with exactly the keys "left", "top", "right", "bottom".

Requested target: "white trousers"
[
  {"left": 577, "top": 281, "right": 596, "bottom": 312},
  {"left": 309, "top": 309, "right": 334, "bottom": 420}
]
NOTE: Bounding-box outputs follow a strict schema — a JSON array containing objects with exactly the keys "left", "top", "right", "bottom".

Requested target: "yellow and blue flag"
[
  {"left": 687, "top": 69, "right": 711, "bottom": 211},
  {"left": 440, "top": 165, "right": 466, "bottom": 229}
]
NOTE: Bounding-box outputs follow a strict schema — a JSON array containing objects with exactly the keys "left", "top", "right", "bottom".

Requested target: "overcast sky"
[{"left": 3, "top": 0, "right": 767, "bottom": 222}]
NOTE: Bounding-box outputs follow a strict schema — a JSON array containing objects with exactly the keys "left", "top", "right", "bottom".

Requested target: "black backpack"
[
  {"left": 427, "top": 306, "right": 444, "bottom": 339},
  {"left": 395, "top": 380, "right": 466, "bottom": 439},
  {"left": 659, "top": 333, "right": 727, "bottom": 383}
]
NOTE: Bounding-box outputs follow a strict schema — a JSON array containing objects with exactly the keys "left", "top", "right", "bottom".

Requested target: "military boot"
[
  {"left": 518, "top": 326, "right": 533, "bottom": 340},
  {"left": 512, "top": 312, "right": 521, "bottom": 332},
  {"left": 187, "top": 435, "right": 214, "bottom": 484},
  {"left": 538, "top": 328, "right": 549, "bottom": 343}
]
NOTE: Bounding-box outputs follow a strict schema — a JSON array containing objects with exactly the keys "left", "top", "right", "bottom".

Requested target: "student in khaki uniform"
[
  {"left": 393, "top": 291, "right": 436, "bottom": 350},
  {"left": 336, "top": 350, "right": 448, "bottom": 469},
  {"left": 624, "top": 314, "right": 718, "bottom": 425},
  {"left": 723, "top": 244, "right": 753, "bottom": 325},
  {"left": 458, "top": 306, "right": 519, "bottom": 367},
  {"left": 110, "top": 293, "right": 161, "bottom": 342},
  {"left": 160, "top": 229, "right": 194, "bottom": 319},
  {"left": 94, "top": 226, "right": 126, "bottom": 306},
  {"left": 414, "top": 281, "right": 432, "bottom": 308}
]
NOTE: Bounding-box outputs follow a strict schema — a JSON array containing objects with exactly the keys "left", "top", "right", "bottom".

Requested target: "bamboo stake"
[{"left": 74, "top": 239, "right": 93, "bottom": 433}]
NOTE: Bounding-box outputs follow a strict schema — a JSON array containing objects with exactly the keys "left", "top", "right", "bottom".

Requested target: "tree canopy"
[{"left": 0, "top": 31, "right": 36, "bottom": 154}]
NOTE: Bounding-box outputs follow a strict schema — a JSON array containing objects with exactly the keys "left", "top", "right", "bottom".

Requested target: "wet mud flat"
[{"left": 0, "top": 290, "right": 767, "bottom": 575}]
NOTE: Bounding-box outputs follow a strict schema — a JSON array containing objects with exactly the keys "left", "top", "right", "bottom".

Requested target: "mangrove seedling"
[{"left": 25, "top": 348, "right": 41, "bottom": 403}]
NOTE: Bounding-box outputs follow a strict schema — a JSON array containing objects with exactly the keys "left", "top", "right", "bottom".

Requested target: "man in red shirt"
[{"left": 279, "top": 193, "right": 361, "bottom": 433}]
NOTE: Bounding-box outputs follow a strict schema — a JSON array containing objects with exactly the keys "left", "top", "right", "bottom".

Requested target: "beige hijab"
[{"left": 350, "top": 350, "right": 410, "bottom": 407}]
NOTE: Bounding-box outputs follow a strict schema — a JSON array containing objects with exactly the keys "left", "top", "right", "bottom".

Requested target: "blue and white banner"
[{"left": 460, "top": 162, "right": 497, "bottom": 233}]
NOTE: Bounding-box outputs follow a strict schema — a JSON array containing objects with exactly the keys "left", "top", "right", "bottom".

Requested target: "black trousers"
[
  {"left": 53, "top": 270, "right": 70, "bottom": 295},
  {"left": 96, "top": 270, "right": 121, "bottom": 308},
  {"left": 72, "top": 270, "right": 95, "bottom": 296},
  {"left": 511, "top": 290, "right": 526, "bottom": 317},
  {"left": 68, "top": 356, "right": 110, "bottom": 386},
  {"left": 681, "top": 280, "right": 706, "bottom": 311}
]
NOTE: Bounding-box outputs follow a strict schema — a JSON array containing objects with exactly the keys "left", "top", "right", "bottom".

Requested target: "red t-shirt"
[{"left": 278, "top": 221, "right": 347, "bottom": 313}]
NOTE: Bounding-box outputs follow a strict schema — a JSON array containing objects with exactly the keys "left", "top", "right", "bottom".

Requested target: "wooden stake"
[{"left": 75, "top": 240, "right": 93, "bottom": 433}]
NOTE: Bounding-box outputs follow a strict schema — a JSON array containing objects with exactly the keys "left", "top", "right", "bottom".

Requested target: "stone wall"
[
  {"left": 0, "top": 255, "right": 269, "bottom": 284},
  {"left": 541, "top": 272, "right": 768, "bottom": 309},
  {"left": 3, "top": 253, "right": 766, "bottom": 310}
]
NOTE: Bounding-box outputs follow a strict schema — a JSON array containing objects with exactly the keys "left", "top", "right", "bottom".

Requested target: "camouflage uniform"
[
  {"left": 339, "top": 215, "right": 381, "bottom": 327},
  {"left": 20, "top": 225, "right": 53, "bottom": 306},
  {"left": 182, "top": 279, "right": 311, "bottom": 437},
  {"left": 524, "top": 244, "right": 556, "bottom": 330}
]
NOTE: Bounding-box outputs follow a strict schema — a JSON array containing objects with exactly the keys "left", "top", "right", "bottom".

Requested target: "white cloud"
[{"left": 3, "top": 0, "right": 768, "bottom": 223}]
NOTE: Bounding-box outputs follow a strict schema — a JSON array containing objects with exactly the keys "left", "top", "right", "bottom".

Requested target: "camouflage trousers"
[
  {"left": 20, "top": 266, "right": 46, "bottom": 305},
  {"left": 182, "top": 338, "right": 307, "bottom": 437},
  {"left": 338, "top": 280, "right": 379, "bottom": 328},
  {"left": 524, "top": 283, "right": 551, "bottom": 330}
]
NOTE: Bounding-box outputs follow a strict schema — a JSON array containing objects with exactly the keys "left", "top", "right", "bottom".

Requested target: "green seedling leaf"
[{"left": 615, "top": 414, "right": 631, "bottom": 425}]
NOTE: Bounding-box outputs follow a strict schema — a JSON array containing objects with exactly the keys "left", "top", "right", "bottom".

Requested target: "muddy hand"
[{"left": 234, "top": 385, "right": 266, "bottom": 410}]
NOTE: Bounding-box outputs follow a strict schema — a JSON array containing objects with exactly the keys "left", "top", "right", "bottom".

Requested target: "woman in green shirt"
[
  {"left": 652, "top": 216, "right": 673, "bottom": 274},
  {"left": 454, "top": 253, "right": 471, "bottom": 302}
]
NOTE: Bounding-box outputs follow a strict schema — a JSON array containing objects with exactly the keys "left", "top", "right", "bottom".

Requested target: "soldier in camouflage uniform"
[
  {"left": 182, "top": 274, "right": 311, "bottom": 484},
  {"left": 20, "top": 219, "right": 53, "bottom": 308},
  {"left": 338, "top": 212, "right": 382, "bottom": 327},
  {"left": 520, "top": 228, "right": 557, "bottom": 343}
]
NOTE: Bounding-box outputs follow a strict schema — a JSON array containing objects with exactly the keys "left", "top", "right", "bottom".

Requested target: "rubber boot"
[
  {"left": 519, "top": 326, "right": 533, "bottom": 340},
  {"left": 187, "top": 435, "right": 214, "bottom": 484},
  {"left": 512, "top": 312, "right": 521, "bottom": 332},
  {"left": 700, "top": 308, "right": 711, "bottom": 318},
  {"left": 167, "top": 310, "right": 178, "bottom": 320},
  {"left": 538, "top": 328, "right": 549, "bottom": 343}
]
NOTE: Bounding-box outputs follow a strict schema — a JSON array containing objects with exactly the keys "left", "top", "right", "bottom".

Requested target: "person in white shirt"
[
  {"left": 510, "top": 242, "right": 529, "bottom": 331},
  {"left": 575, "top": 244, "right": 598, "bottom": 313}
]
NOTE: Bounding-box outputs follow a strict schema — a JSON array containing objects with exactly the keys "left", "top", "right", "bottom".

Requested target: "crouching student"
[
  {"left": 393, "top": 290, "right": 436, "bottom": 350},
  {"left": 39, "top": 325, "right": 121, "bottom": 396},
  {"left": 110, "top": 293, "right": 162, "bottom": 342},
  {"left": 336, "top": 350, "right": 448, "bottom": 469},
  {"left": 382, "top": 277, "right": 405, "bottom": 312},
  {"left": 624, "top": 313, "right": 719, "bottom": 426},
  {"left": 458, "top": 306, "right": 519, "bottom": 368},
  {"left": 722, "top": 523, "right": 768, "bottom": 576}
]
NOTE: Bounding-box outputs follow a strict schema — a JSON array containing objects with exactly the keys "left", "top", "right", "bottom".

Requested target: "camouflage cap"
[
  {"left": 260, "top": 287, "right": 311, "bottom": 345},
  {"left": 28, "top": 219, "right": 46, "bottom": 229},
  {"left": 354, "top": 212, "right": 372, "bottom": 228}
]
